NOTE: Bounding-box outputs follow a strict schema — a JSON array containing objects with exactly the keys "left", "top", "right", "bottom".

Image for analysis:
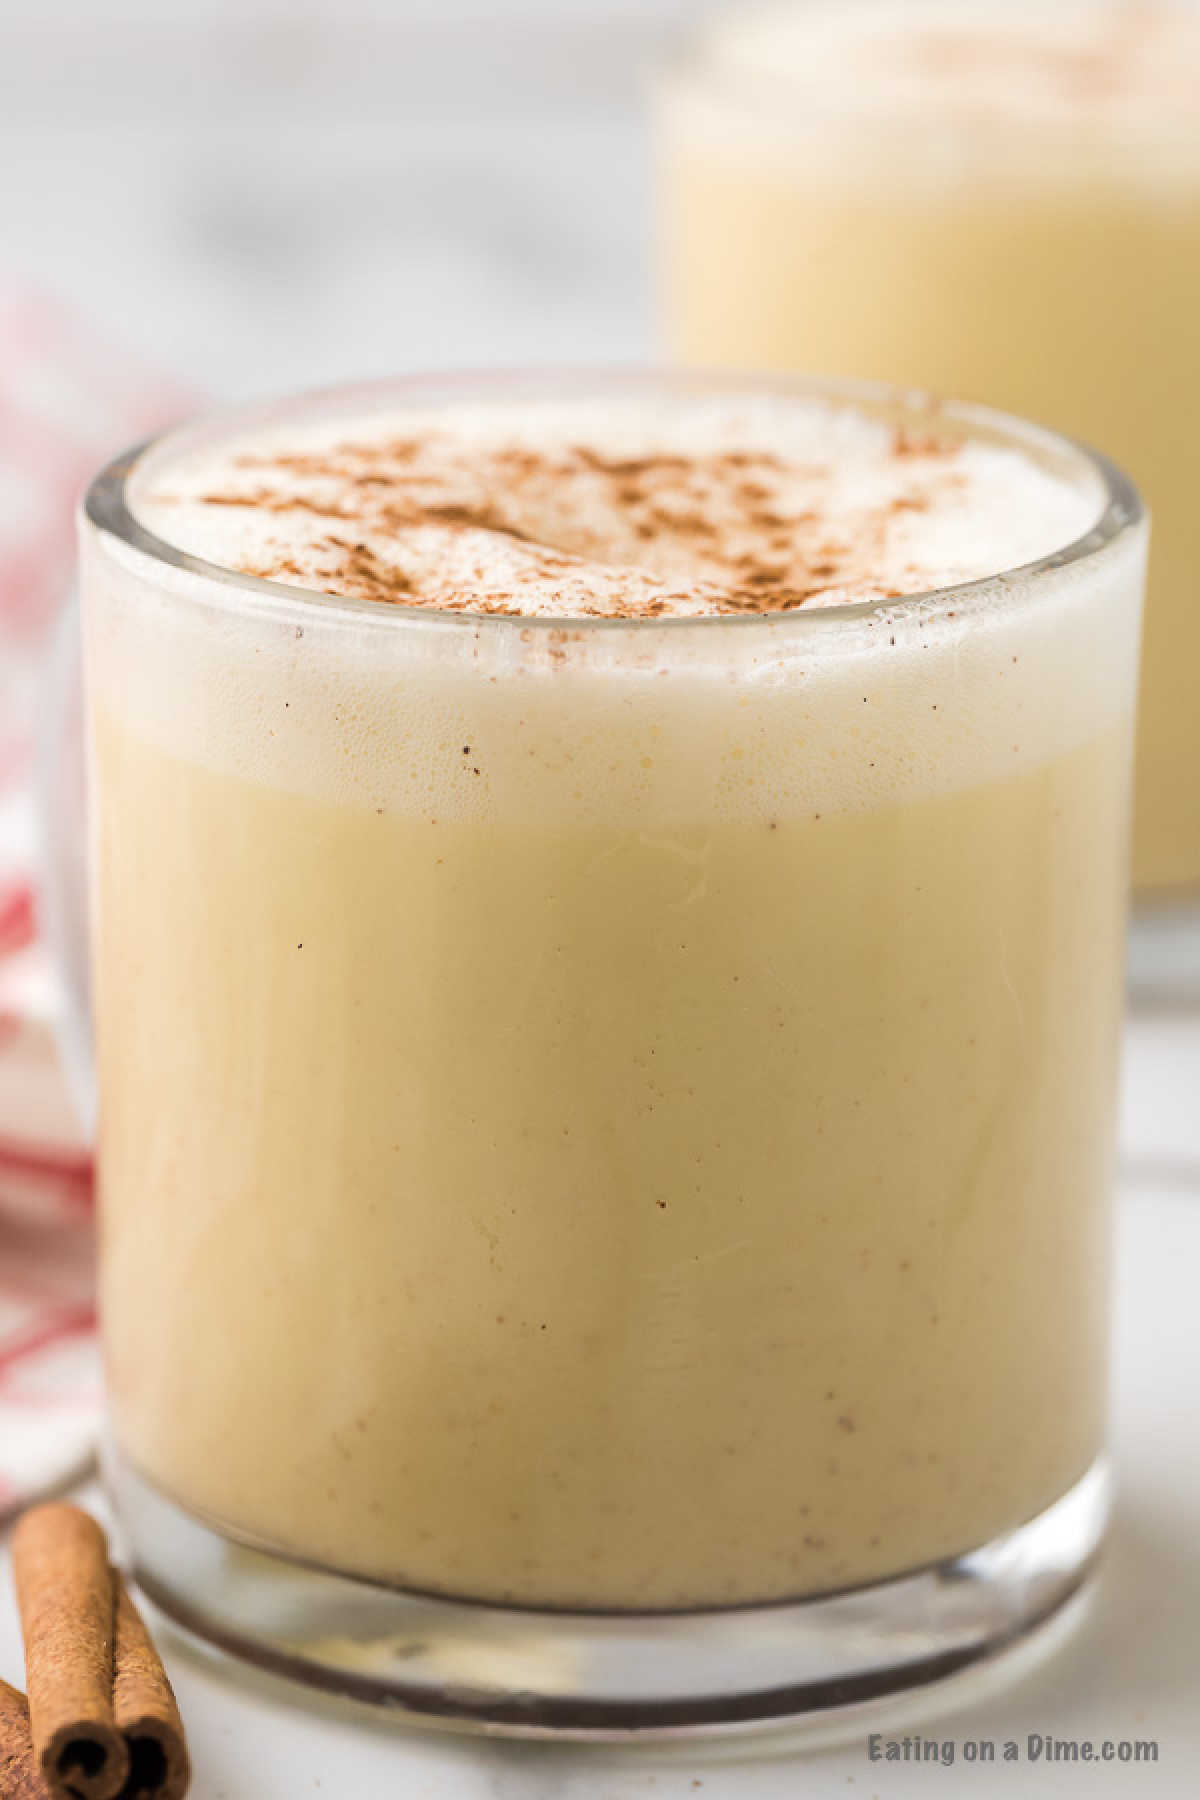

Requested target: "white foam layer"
[
  {"left": 87, "top": 382, "right": 1143, "bottom": 827},
  {"left": 128, "top": 392, "right": 1100, "bottom": 622},
  {"left": 700, "top": 0, "right": 1200, "bottom": 123}
]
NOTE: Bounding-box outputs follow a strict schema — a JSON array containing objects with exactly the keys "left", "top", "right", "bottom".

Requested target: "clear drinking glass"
[{"left": 65, "top": 372, "right": 1143, "bottom": 1737}]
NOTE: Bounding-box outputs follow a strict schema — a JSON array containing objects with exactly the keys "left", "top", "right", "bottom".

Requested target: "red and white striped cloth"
[{"left": 0, "top": 285, "right": 191, "bottom": 1518}]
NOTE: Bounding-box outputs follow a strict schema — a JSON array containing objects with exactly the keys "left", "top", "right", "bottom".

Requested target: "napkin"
[{"left": 0, "top": 284, "right": 189, "bottom": 1517}]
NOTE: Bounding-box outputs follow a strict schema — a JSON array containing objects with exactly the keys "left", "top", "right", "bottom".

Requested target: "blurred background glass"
[{"left": 658, "top": 0, "right": 1200, "bottom": 903}]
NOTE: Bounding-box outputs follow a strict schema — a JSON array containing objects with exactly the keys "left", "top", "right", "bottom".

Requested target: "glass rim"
[{"left": 83, "top": 366, "right": 1143, "bottom": 638}]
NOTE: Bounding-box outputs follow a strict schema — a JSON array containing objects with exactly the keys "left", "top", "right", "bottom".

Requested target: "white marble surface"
[
  {"left": 1120, "top": 1008, "right": 1200, "bottom": 1189},
  {"left": 1, "top": 1011, "right": 1199, "bottom": 1798}
]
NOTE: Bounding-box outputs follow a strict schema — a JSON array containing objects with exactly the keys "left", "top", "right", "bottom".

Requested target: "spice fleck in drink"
[
  {"left": 659, "top": 0, "right": 1200, "bottom": 893},
  {"left": 82, "top": 374, "right": 1142, "bottom": 1724}
]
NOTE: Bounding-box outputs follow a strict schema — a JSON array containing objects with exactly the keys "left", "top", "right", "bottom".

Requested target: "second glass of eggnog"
[
  {"left": 659, "top": 0, "right": 1198, "bottom": 909},
  {"left": 80, "top": 372, "right": 1143, "bottom": 1734}
]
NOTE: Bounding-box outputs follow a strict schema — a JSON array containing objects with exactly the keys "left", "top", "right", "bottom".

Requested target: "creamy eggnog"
[
  {"left": 659, "top": 0, "right": 1200, "bottom": 893},
  {"left": 83, "top": 377, "right": 1142, "bottom": 1613}
]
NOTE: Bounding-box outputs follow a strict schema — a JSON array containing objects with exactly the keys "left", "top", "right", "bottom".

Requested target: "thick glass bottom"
[{"left": 106, "top": 1448, "right": 1108, "bottom": 1740}]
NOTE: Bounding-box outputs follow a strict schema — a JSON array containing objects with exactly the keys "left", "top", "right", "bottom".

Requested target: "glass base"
[{"left": 106, "top": 1449, "right": 1108, "bottom": 1740}]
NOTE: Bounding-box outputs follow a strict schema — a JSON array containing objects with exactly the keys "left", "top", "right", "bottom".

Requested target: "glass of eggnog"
[{"left": 77, "top": 370, "right": 1143, "bottom": 1734}]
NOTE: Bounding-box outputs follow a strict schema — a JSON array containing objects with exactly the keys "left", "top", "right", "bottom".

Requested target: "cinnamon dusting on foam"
[
  {"left": 134, "top": 397, "right": 1098, "bottom": 621},
  {"left": 704, "top": 0, "right": 1200, "bottom": 121},
  {"left": 904, "top": 1, "right": 1187, "bottom": 109}
]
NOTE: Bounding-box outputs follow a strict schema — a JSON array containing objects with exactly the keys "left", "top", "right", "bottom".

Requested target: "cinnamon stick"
[
  {"left": 0, "top": 1676, "right": 55, "bottom": 1800},
  {"left": 12, "top": 1505, "right": 129, "bottom": 1800},
  {"left": 111, "top": 1583, "right": 189, "bottom": 1800}
]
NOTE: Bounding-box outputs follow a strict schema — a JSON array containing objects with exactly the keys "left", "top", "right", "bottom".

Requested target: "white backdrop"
[{"left": 0, "top": 0, "right": 712, "bottom": 397}]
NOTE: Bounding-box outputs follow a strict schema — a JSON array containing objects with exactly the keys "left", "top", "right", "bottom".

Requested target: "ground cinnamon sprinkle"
[
  {"left": 145, "top": 403, "right": 990, "bottom": 619},
  {"left": 893, "top": 428, "right": 955, "bottom": 460},
  {"left": 908, "top": 1, "right": 1183, "bottom": 107}
]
